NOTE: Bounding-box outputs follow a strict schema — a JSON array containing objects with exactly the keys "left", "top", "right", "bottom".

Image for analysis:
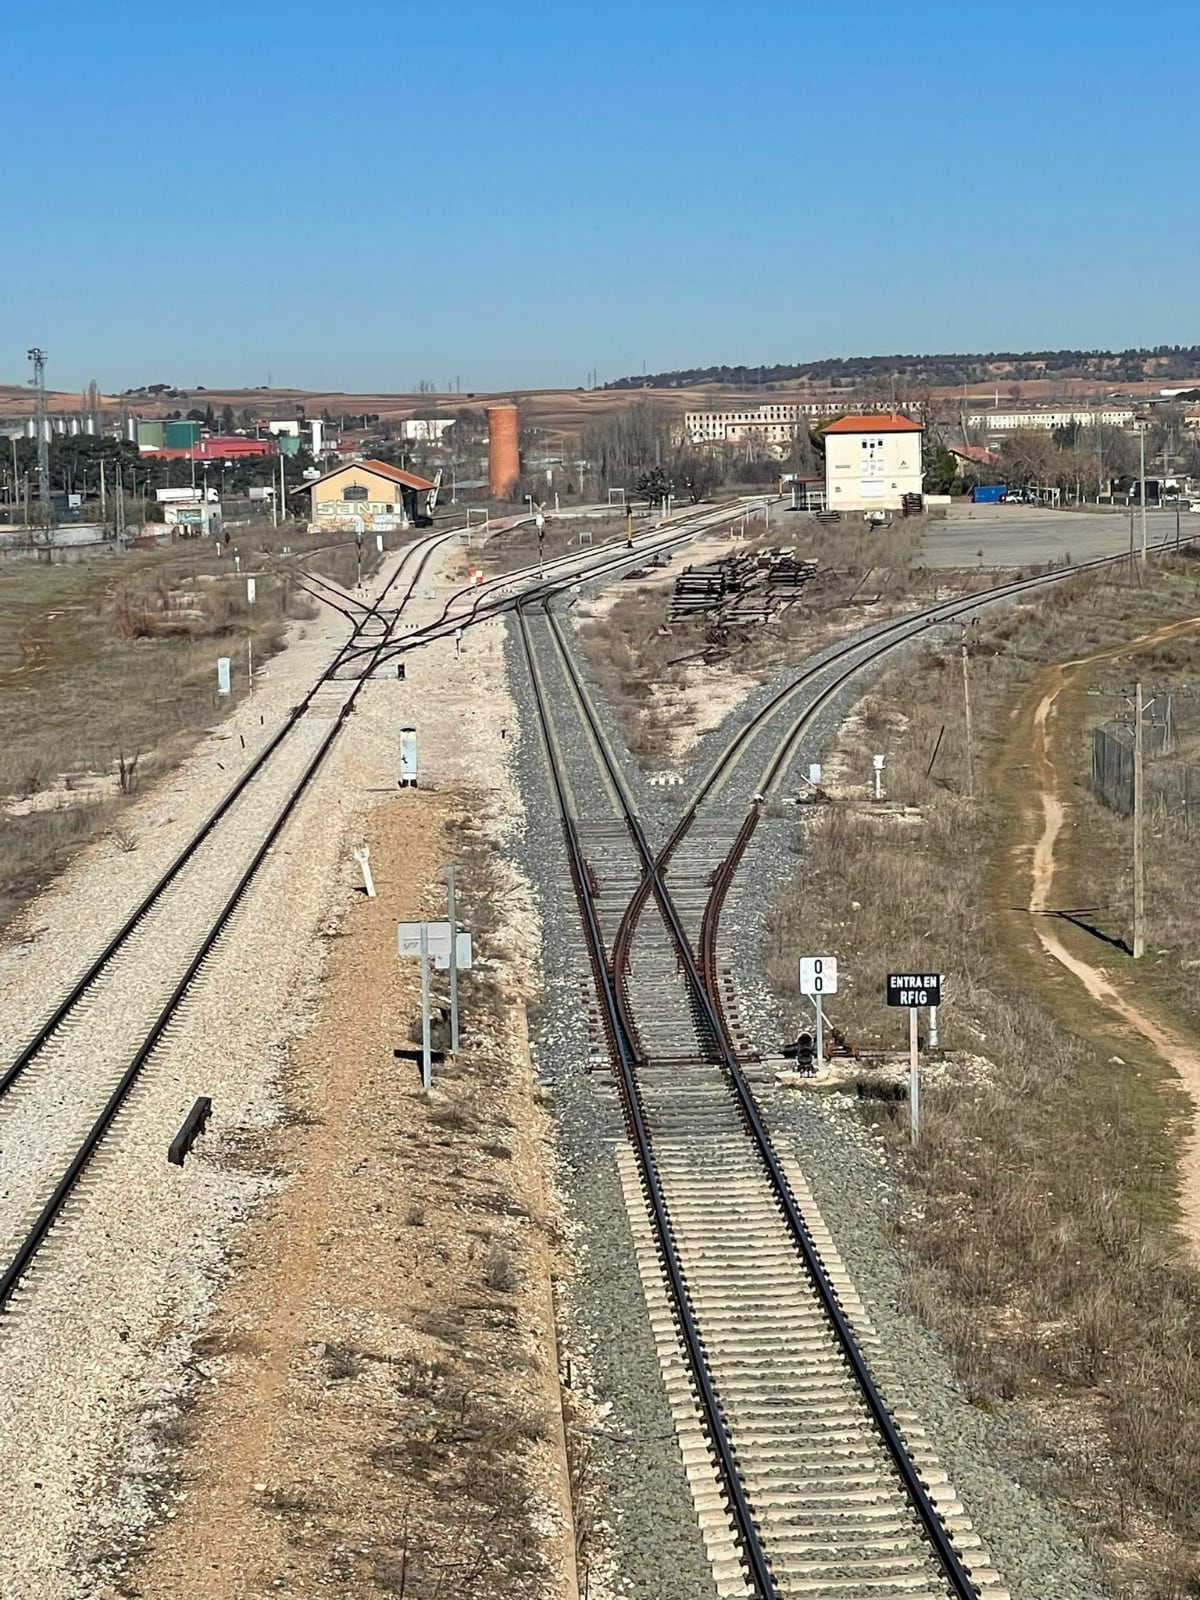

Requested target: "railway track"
[
  {"left": 526, "top": 533, "right": 1200, "bottom": 1591},
  {"left": 0, "top": 502, "right": 741, "bottom": 1314},
  {"left": 329, "top": 500, "right": 750, "bottom": 677},
  {"left": 519, "top": 598, "right": 1008, "bottom": 1597},
  {"left": 0, "top": 529, "right": 463, "bottom": 1310}
]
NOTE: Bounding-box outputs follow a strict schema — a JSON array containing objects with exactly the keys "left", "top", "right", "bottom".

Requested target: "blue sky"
[{"left": 3, "top": 0, "right": 1196, "bottom": 394}]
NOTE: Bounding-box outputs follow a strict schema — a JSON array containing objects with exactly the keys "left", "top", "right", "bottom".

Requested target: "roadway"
[{"left": 917, "top": 505, "right": 1190, "bottom": 568}]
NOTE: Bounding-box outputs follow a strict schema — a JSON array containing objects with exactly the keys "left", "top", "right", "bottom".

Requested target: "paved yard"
[{"left": 918, "top": 505, "right": 1190, "bottom": 568}]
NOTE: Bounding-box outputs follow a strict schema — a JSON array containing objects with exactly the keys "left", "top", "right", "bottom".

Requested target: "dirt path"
[
  {"left": 1024, "top": 613, "right": 1200, "bottom": 1247},
  {"left": 127, "top": 789, "right": 573, "bottom": 1600}
]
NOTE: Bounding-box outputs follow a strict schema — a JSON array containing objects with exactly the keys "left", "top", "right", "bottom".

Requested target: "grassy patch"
[
  {"left": 575, "top": 517, "right": 1005, "bottom": 767},
  {"left": 0, "top": 528, "right": 394, "bottom": 932},
  {"left": 765, "top": 555, "right": 1200, "bottom": 1587}
]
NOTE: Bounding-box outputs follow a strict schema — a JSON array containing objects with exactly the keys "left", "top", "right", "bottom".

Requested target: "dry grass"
[
  {"left": 576, "top": 515, "right": 1000, "bottom": 767},
  {"left": 765, "top": 554, "right": 1200, "bottom": 1587},
  {"left": 478, "top": 512, "right": 634, "bottom": 577},
  {"left": 0, "top": 541, "right": 319, "bottom": 932}
]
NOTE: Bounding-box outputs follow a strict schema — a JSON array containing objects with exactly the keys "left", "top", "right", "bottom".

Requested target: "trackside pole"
[
  {"left": 909, "top": 1007, "right": 920, "bottom": 1144},
  {"left": 447, "top": 866, "right": 459, "bottom": 1052},
  {"left": 814, "top": 993, "right": 824, "bottom": 1067},
  {"left": 420, "top": 921, "right": 432, "bottom": 1090}
]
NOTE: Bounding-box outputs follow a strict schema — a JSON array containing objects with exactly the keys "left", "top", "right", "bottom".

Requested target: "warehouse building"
[
  {"left": 299, "top": 458, "right": 437, "bottom": 531},
  {"left": 823, "top": 413, "right": 923, "bottom": 511}
]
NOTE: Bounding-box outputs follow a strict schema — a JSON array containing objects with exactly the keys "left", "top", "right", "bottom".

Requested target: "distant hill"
[{"left": 605, "top": 348, "right": 1200, "bottom": 391}]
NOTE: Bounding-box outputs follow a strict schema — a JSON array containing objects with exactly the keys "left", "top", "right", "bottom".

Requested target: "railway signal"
[{"left": 798, "top": 955, "right": 838, "bottom": 1067}]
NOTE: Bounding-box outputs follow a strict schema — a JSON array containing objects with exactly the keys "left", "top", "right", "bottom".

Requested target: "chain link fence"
[{"left": 1091, "top": 719, "right": 1199, "bottom": 833}]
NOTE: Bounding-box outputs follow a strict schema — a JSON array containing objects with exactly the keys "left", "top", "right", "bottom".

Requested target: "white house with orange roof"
[{"left": 822, "top": 413, "right": 924, "bottom": 511}]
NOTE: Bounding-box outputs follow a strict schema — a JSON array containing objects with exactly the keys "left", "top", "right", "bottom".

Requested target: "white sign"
[
  {"left": 798, "top": 955, "right": 838, "bottom": 996},
  {"left": 397, "top": 920, "right": 452, "bottom": 959},
  {"left": 808, "top": 763, "right": 822, "bottom": 786},
  {"left": 398, "top": 726, "right": 417, "bottom": 787},
  {"left": 216, "top": 657, "right": 231, "bottom": 696},
  {"left": 246, "top": 577, "right": 257, "bottom": 604},
  {"left": 376, "top": 533, "right": 384, "bottom": 553},
  {"left": 435, "top": 932, "right": 472, "bottom": 971}
]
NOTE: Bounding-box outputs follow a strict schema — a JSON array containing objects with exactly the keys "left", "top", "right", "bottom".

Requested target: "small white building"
[
  {"left": 823, "top": 413, "right": 924, "bottom": 512},
  {"left": 401, "top": 418, "right": 455, "bottom": 443}
]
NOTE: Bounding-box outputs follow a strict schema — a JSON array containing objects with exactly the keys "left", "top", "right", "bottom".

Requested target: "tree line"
[{"left": 608, "top": 346, "right": 1200, "bottom": 392}]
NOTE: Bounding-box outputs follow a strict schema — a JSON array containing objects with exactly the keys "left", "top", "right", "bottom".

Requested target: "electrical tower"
[{"left": 27, "top": 347, "right": 51, "bottom": 532}]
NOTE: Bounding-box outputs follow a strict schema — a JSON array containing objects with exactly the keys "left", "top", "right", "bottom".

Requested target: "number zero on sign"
[{"left": 798, "top": 956, "right": 838, "bottom": 996}]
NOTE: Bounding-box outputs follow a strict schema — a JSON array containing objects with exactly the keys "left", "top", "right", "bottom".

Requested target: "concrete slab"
[{"left": 917, "top": 505, "right": 1189, "bottom": 569}]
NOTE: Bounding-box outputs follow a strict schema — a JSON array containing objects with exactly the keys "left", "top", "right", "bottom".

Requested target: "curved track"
[
  {"left": 518, "top": 599, "right": 1003, "bottom": 1599},
  {"left": 0, "top": 501, "right": 750, "bottom": 1313}
]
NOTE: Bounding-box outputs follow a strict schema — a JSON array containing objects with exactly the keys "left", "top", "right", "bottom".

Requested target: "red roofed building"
[
  {"left": 141, "top": 435, "right": 278, "bottom": 461},
  {"left": 949, "top": 443, "right": 1002, "bottom": 472},
  {"left": 822, "top": 412, "right": 924, "bottom": 512},
  {"left": 299, "top": 458, "right": 438, "bottom": 531}
]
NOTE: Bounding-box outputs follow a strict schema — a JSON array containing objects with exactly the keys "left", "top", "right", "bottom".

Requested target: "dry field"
[
  {"left": 0, "top": 530, "right": 387, "bottom": 931},
  {"left": 765, "top": 555, "right": 1200, "bottom": 1596}
]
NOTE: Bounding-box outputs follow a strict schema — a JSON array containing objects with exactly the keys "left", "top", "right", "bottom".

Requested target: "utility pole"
[
  {"left": 1136, "top": 418, "right": 1148, "bottom": 560},
  {"left": 960, "top": 633, "right": 976, "bottom": 800},
  {"left": 1133, "top": 680, "right": 1145, "bottom": 959},
  {"left": 27, "top": 348, "right": 50, "bottom": 536}
]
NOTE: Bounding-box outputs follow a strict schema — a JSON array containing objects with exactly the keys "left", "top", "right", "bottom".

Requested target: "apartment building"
[
  {"left": 966, "top": 406, "right": 1134, "bottom": 432},
  {"left": 685, "top": 400, "right": 849, "bottom": 447}
]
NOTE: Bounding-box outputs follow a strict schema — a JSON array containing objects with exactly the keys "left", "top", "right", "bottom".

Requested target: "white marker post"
[
  {"left": 798, "top": 956, "right": 838, "bottom": 1067},
  {"left": 446, "top": 867, "right": 460, "bottom": 1051},
  {"left": 454, "top": 627, "right": 463, "bottom": 661},
  {"left": 873, "top": 753, "right": 885, "bottom": 801},
  {"left": 419, "top": 921, "right": 432, "bottom": 1089},
  {"left": 398, "top": 726, "right": 418, "bottom": 788},
  {"left": 909, "top": 1008, "right": 920, "bottom": 1143},
  {"left": 246, "top": 576, "right": 256, "bottom": 604},
  {"left": 216, "top": 656, "right": 231, "bottom": 697},
  {"left": 353, "top": 844, "right": 375, "bottom": 898}
]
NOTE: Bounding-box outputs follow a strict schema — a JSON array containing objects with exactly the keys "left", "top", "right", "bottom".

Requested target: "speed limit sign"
[{"left": 798, "top": 956, "right": 838, "bottom": 996}]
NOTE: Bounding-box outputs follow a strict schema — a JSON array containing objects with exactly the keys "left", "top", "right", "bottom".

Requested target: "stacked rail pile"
[{"left": 668, "top": 550, "right": 818, "bottom": 625}]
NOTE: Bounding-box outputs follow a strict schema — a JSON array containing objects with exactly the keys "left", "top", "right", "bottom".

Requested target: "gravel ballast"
[{"left": 535, "top": 594, "right": 1115, "bottom": 1598}]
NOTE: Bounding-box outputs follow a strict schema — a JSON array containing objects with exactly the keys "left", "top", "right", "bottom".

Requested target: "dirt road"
[{"left": 1023, "top": 614, "right": 1200, "bottom": 1247}]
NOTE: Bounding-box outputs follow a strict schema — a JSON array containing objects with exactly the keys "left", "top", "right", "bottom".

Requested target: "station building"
[
  {"left": 300, "top": 458, "right": 437, "bottom": 531},
  {"left": 822, "top": 413, "right": 924, "bottom": 512}
]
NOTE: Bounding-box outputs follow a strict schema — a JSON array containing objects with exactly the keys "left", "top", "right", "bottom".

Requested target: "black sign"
[{"left": 886, "top": 973, "right": 941, "bottom": 1008}]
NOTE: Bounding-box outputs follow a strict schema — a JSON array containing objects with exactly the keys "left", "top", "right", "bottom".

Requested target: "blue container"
[{"left": 971, "top": 483, "right": 1006, "bottom": 504}]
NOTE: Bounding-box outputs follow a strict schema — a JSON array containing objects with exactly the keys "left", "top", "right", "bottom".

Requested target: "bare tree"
[
  {"left": 1000, "top": 428, "right": 1057, "bottom": 486},
  {"left": 670, "top": 449, "right": 723, "bottom": 503},
  {"left": 581, "top": 398, "right": 672, "bottom": 489}
]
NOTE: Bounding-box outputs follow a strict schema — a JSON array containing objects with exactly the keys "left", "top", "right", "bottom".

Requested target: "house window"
[{"left": 343, "top": 484, "right": 369, "bottom": 501}]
